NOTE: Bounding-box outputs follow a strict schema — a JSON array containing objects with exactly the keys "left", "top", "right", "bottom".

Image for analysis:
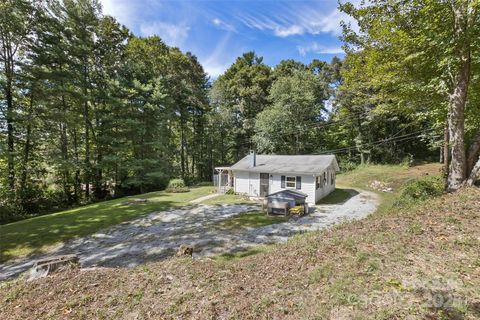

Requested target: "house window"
[
  {"left": 286, "top": 176, "right": 296, "bottom": 188},
  {"left": 316, "top": 176, "right": 320, "bottom": 189}
]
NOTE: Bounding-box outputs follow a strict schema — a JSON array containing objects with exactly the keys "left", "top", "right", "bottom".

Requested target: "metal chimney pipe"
[{"left": 250, "top": 150, "right": 256, "bottom": 167}]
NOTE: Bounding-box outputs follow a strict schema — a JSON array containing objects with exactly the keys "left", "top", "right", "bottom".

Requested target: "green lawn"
[
  {"left": 0, "top": 186, "right": 214, "bottom": 263},
  {"left": 212, "top": 210, "right": 288, "bottom": 231},
  {"left": 336, "top": 163, "right": 441, "bottom": 214},
  {"left": 200, "top": 193, "right": 257, "bottom": 205},
  {"left": 317, "top": 188, "right": 353, "bottom": 205}
]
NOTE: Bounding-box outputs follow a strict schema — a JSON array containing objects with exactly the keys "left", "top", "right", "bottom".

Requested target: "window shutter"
[
  {"left": 281, "top": 175, "right": 285, "bottom": 188},
  {"left": 296, "top": 176, "right": 301, "bottom": 189}
]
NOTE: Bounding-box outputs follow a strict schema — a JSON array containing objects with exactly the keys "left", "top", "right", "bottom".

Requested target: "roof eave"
[{"left": 231, "top": 169, "right": 323, "bottom": 176}]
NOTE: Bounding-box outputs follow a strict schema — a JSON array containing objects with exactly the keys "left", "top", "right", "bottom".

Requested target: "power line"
[
  {"left": 318, "top": 128, "right": 434, "bottom": 154},
  {"left": 315, "top": 128, "right": 439, "bottom": 155},
  {"left": 314, "top": 108, "right": 413, "bottom": 130},
  {"left": 324, "top": 134, "right": 441, "bottom": 155}
]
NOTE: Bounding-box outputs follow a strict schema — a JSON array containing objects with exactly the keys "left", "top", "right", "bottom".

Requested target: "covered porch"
[{"left": 213, "top": 167, "right": 234, "bottom": 193}]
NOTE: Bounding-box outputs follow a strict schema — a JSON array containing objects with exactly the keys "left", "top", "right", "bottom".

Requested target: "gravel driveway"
[{"left": 0, "top": 189, "right": 379, "bottom": 281}]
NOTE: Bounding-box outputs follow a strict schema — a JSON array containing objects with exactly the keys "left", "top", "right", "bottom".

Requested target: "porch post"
[{"left": 217, "top": 169, "right": 223, "bottom": 194}]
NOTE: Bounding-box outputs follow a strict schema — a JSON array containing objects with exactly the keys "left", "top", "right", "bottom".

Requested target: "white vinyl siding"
[
  {"left": 269, "top": 174, "right": 316, "bottom": 205},
  {"left": 233, "top": 171, "right": 260, "bottom": 197},
  {"left": 314, "top": 165, "right": 336, "bottom": 203},
  {"left": 233, "top": 164, "right": 337, "bottom": 205},
  {"left": 234, "top": 171, "right": 250, "bottom": 194},
  {"left": 248, "top": 172, "right": 260, "bottom": 197}
]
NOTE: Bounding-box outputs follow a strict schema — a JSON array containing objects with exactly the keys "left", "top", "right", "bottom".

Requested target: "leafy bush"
[
  {"left": 339, "top": 160, "right": 358, "bottom": 173},
  {"left": 0, "top": 187, "right": 70, "bottom": 225},
  {"left": 0, "top": 204, "right": 19, "bottom": 224},
  {"left": 396, "top": 175, "right": 444, "bottom": 207},
  {"left": 400, "top": 153, "right": 414, "bottom": 167},
  {"left": 165, "top": 178, "right": 189, "bottom": 193}
]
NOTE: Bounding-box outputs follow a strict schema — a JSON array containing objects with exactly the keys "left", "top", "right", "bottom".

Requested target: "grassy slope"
[
  {"left": 2, "top": 164, "right": 480, "bottom": 319},
  {"left": 336, "top": 163, "right": 442, "bottom": 213},
  {"left": 0, "top": 187, "right": 214, "bottom": 262}
]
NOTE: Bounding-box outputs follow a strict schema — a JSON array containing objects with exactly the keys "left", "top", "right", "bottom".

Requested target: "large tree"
[
  {"left": 0, "top": 0, "right": 37, "bottom": 192},
  {"left": 254, "top": 69, "right": 325, "bottom": 154},
  {"left": 340, "top": 0, "right": 480, "bottom": 189},
  {"left": 210, "top": 52, "right": 273, "bottom": 161},
  {"left": 0, "top": 0, "right": 213, "bottom": 222}
]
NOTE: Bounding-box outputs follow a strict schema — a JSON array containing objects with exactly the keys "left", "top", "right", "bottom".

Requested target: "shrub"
[
  {"left": 339, "top": 160, "right": 358, "bottom": 173},
  {"left": 396, "top": 175, "right": 444, "bottom": 207},
  {"left": 165, "top": 178, "right": 189, "bottom": 193},
  {"left": 0, "top": 204, "right": 20, "bottom": 225},
  {"left": 400, "top": 153, "right": 414, "bottom": 167}
]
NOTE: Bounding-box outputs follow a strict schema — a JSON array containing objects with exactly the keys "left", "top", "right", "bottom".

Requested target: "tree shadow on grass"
[
  {"left": 0, "top": 187, "right": 215, "bottom": 264},
  {"left": 0, "top": 197, "right": 180, "bottom": 264},
  {"left": 316, "top": 188, "right": 359, "bottom": 205}
]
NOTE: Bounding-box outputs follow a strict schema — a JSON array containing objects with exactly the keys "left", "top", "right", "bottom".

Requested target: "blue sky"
[{"left": 100, "top": 0, "right": 357, "bottom": 78}]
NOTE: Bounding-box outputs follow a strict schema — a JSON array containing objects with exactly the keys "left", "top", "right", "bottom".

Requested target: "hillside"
[{"left": 1, "top": 165, "right": 479, "bottom": 319}]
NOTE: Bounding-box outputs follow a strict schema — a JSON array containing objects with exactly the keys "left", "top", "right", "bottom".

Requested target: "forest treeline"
[{"left": 1, "top": 0, "right": 479, "bottom": 222}]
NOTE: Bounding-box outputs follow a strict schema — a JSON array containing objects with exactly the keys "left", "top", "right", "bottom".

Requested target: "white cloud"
[
  {"left": 201, "top": 34, "right": 234, "bottom": 78},
  {"left": 100, "top": 0, "right": 190, "bottom": 47},
  {"left": 99, "top": 0, "right": 139, "bottom": 26},
  {"left": 297, "top": 7, "right": 358, "bottom": 37},
  {"left": 297, "top": 42, "right": 344, "bottom": 56},
  {"left": 139, "top": 22, "right": 190, "bottom": 47},
  {"left": 202, "top": 61, "right": 231, "bottom": 79},
  {"left": 212, "top": 18, "right": 236, "bottom": 32},
  {"left": 236, "top": 2, "right": 359, "bottom": 38},
  {"left": 273, "top": 25, "right": 303, "bottom": 37}
]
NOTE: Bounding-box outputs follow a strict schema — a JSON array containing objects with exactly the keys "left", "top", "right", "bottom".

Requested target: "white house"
[{"left": 215, "top": 151, "right": 339, "bottom": 205}]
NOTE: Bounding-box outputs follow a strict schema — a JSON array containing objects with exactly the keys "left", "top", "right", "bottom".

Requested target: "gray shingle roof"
[
  {"left": 230, "top": 154, "right": 339, "bottom": 175},
  {"left": 266, "top": 189, "right": 308, "bottom": 198}
]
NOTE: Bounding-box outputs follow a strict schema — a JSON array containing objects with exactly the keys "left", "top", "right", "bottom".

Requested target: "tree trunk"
[
  {"left": 72, "top": 128, "right": 81, "bottom": 202},
  {"left": 5, "top": 74, "right": 15, "bottom": 190},
  {"left": 83, "top": 63, "right": 90, "bottom": 199},
  {"left": 94, "top": 105, "right": 104, "bottom": 200},
  {"left": 443, "top": 123, "right": 449, "bottom": 186},
  {"left": 60, "top": 93, "right": 70, "bottom": 201},
  {"left": 466, "top": 129, "right": 480, "bottom": 175},
  {"left": 447, "top": 2, "right": 470, "bottom": 191},
  {"left": 447, "top": 71, "right": 468, "bottom": 191},
  {"left": 20, "top": 92, "right": 34, "bottom": 201},
  {"left": 180, "top": 109, "right": 186, "bottom": 178},
  {"left": 356, "top": 115, "right": 365, "bottom": 165},
  {"left": 1, "top": 31, "right": 16, "bottom": 191},
  {"left": 466, "top": 158, "right": 480, "bottom": 186}
]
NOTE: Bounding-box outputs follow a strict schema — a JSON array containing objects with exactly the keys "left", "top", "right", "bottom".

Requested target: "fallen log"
[{"left": 27, "top": 254, "right": 79, "bottom": 281}]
